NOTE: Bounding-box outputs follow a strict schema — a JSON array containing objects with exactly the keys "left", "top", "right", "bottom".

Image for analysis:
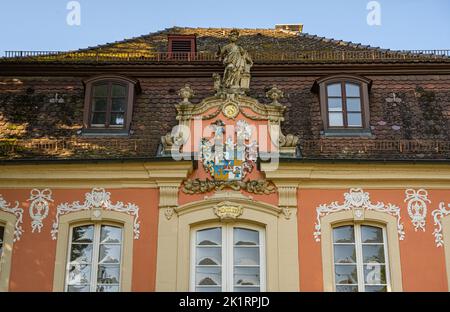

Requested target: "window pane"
[
  {"left": 98, "top": 245, "right": 121, "bottom": 264},
  {"left": 234, "top": 228, "right": 259, "bottom": 246},
  {"left": 334, "top": 245, "right": 356, "bottom": 264},
  {"left": 112, "top": 98, "right": 126, "bottom": 112},
  {"left": 361, "top": 226, "right": 383, "bottom": 243},
  {"left": 333, "top": 226, "right": 355, "bottom": 243},
  {"left": 91, "top": 112, "right": 106, "bottom": 125},
  {"left": 365, "top": 285, "right": 387, "bottom": 292},
  {"left": 112, "top": 84, "right": 127, "bottom": 97},
  {"left": 335, "top": 264, "right": 358, "bottom": 284},
  {"left": 329, "top": 112, "right": 344, "bottom": 127},
  {"left": 197, "top": 228, "right": 221, "bottom": 246},
  {"left": 97, "top": 265, "right": 120, "bottom": 284},
  {"left": 364, "top": 265, "right": 387, "bottom": 284},
  {"left": 345, "top": 83, "right": 360, "bottom": 97},
  {"left": 67, "top": 285, "right": 90, "bottom": 292},
  {"left": 92, "top": 98, "right": 107, "bottom": 111},
  {"left": 346, "top": 98, "right": 361, "bottom": 111},
  {"left": 234, "top": 248, "right": 260, "bottom": 266},
  {"left": 67, "top": 264, "right": 91, "bottom": 285},
  {"left": 327, "top": 83, "right": 341, "bottom": 97},
  {"left": 110, "top": 113, "right": 125, "bottom": 126},
  {"left": 328, "top": 98, "right": 343, "bottom": 112},
  {"left": 336, "top": 285, "right": 358, "bottom": 292},
  {"left": 234, "top": 267, "right": 260, "bottom": 286},
  {"left": 70, "top": 244, "right": 93, "bottom": 264},
  {"left": 362, "top": 245, "right": 385, "bottom": 263},
  {"left": 234, "top": 287, "right": 260, "bottom": 292},
  {"left": 347, "top": 113, "right": 362, "bottom": 127},
  {"left": 196, "top": 267, "right": 221, "bottom": 286},
  {"left": 97, "top": 285, "right": 120, "bottom": 292},
  {"left": 196, "top": 247, "right": 221, "bottom": 265},
  {"left": 93, "top": 84, "right": 108, "bottom": 97},
  {"left": 100, "top": 226, "right": 122, "bottom": 244},
  {"left": 72, "top": 225, "right": 94, "bottom": 243}
]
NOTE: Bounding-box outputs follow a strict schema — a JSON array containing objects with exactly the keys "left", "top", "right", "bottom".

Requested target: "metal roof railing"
[{"left": 2, "top": 50, "right": 450, "bottom": 63}]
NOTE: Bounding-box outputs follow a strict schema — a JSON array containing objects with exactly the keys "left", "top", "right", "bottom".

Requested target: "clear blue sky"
[{"left": 0, "top": 0, "right": 449, "bottom": 53}]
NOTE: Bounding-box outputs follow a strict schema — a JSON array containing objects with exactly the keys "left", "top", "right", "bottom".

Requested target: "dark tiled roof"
[
  {"left": 3, "top": 27, "right": 449, "bottom": 63},
  {"left": 75, "top": 27, "right": 387, "bottom": 55},
  {"left": 1, "top": 27, "right": 449, "bottom": 161},
  {"left": 1, "top": 75, "right": 450, "bottom": 161}
]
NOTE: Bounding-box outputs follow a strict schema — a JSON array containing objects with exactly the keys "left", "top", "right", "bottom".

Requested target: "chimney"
[{"left": 275, "top": 24, "right": 303, "bottom": 33}]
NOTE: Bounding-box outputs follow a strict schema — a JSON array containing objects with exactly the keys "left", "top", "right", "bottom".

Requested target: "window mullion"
[
  {"left": 105, "top": 82, "right": 112, "bottom": 128},
  {"left": 227, "top": 225, "right": 233, "bottom": 292},
  {"left": 354, "top": 225, "right": 365, "bottom": 292}
]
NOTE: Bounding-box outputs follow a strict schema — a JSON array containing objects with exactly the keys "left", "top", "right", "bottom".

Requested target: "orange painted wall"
[
  {"left": 298, "top": 188, "right": 449, "bottom": 292},
  {"left": 0, "top": 188, "right": 159, "bottom": 292}
]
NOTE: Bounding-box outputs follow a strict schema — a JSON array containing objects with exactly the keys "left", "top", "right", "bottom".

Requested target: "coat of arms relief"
[{"left": 159, "top": 29, "right": 299, "bottom": 194}]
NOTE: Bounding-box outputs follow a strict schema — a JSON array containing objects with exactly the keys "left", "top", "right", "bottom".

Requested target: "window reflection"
[{"left": 66, "top": 224, "right": 122, "bottom": 292}]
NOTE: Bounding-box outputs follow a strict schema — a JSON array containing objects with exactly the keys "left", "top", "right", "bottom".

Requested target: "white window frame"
[
  {"left": 332, "top": 223, "right": 392, "bottom": 292},
  {"left": 190, "top": 223, "right": 266, "bottom": 292},
  {"left": 65, "top": 222, "right": 124, "bottom": 292}
]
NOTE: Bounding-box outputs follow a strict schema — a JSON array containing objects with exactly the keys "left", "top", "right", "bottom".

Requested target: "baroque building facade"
[{"left": 0, "top": 26, "right": 450, "bottom": 292}]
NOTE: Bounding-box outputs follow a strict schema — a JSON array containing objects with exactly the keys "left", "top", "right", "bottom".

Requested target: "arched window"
[
  {"left": 191, "top": 224, "right": 266, "bottom": 292},
  {"left": 313, "top": 75, "right": 372, "bottom": 135},
  {"left": 83, "top": 75, "right": 140, "bottom": 135},
  {"left": 66, "top": 223, "right": 123, "bottom": 292},
  {"left": 332, "top": 224, "right": 390, "bottom": 292},
  {"left": 53, "top": 210, "right": 134, "bottom": 292},
  {"left": 320, "top": 210, "right": 403, "bottom": 292}
]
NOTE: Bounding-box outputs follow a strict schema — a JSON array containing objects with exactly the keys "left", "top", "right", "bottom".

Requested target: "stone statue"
[{"left": 216, "top": 29, "right": 253, "bottom": 91}]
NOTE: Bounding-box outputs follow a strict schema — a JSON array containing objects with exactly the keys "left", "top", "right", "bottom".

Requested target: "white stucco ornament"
[
  {"left": 51, "top": 188, "right": 140, "bottom": 240},
  {"left": 431, "top": 202, "right": 450, "bottom": 247},
  {"left": 404, "top": 189, "right": 430, "bottom": 232},
  {"left": 28, "top": 189, "right": 53, "bottom": 233},
  {"left": 314, "top": 188, "right": 405, "bottom": 242},
  {"left": 0, "top": 194, "right": 24, "bottom": 242}
]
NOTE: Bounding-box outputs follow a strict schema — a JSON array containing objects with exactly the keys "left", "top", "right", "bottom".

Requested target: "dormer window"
[
  {"left": 168, "top": 35, "right": 196, "bottom": 59},
  {"left": 83, "top": 75, "right": 140, "bottom": 135},
  {"left": 313, "top": 75, "right": 372, "bottom": 136}
]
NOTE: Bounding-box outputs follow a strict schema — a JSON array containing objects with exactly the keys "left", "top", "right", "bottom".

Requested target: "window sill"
[
  {"left": 321, "top": 129, "right": 373, "bottom": 138},
  {"left": 81, "top": 129, "right": 130, "bottom": 137}
]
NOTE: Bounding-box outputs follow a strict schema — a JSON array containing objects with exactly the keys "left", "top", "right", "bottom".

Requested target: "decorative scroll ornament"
[
  {"left": 28, "top": 189, "right": 53, "bottom": 233},
  {"left": 0, "top": 194, "right": 24, "bottom": 242},
  {"left": 404, "top": 189, "right": 430, "bottom": 232},
  {"left": 214, "top": 201, "right": 243, "bottom": 222},
  {"left": 182, "top": 179, "right": 276, "bottom": 195},
  {"left": 201, "top": 119, "right": 257, "bottom": 181},
  {"left": 51, "top": 188, "right": 140, "bottom": 240},
  {"left": 431, "top": 202, "right": 450, "bottom": 247},
  {"left": 314, "top": 188, "right": 405, "bottom": 242}
]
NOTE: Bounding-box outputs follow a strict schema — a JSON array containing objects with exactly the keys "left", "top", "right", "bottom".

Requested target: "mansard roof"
[{"left": 0, "top": 27, "right": 450, "bottom": 162}]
